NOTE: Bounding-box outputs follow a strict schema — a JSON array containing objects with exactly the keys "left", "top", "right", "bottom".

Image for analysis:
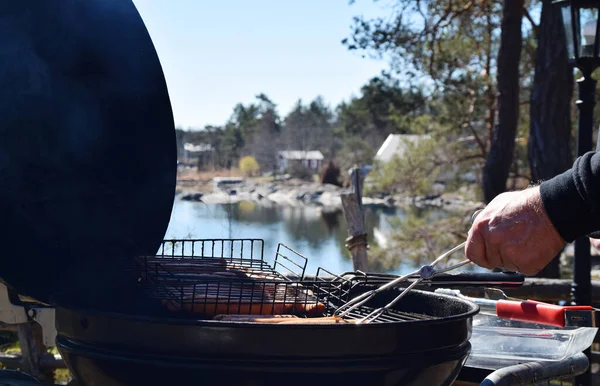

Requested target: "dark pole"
[
  {"left": 572, "top": 66, "right": 596, "bottom": 307},
  {"left": 572, "top": 65, "right": 595, "bottom": 386}
]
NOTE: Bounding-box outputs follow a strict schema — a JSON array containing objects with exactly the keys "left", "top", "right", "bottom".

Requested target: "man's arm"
[
  {"left": 540, "top": 151, "right": 600, "bottom": 242},
  {"left": 465, "top": 150, "right": 600, "bottom": 275}
]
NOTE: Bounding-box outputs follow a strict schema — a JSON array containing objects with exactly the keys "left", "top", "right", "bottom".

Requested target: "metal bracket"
[
  {"left": 27, "top": 308, "right": 56, "bottom": 347},
  {"left": 565, "top": 309, "right": 598, "bottom": 328},
  {"left": 0, "top": 282, "right": 56, "bottom": 347},
  {"left": 484, "top": 288, "right": 509, "bottom": 301},
  {"left": 0, "top": 283, "right": 27, "bottom": 324}
]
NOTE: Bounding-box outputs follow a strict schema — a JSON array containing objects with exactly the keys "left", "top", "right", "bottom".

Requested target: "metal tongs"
[
  {"left": 334, "top": 241, "right": 470, "bottom": 323},
  {"left": 334, "top": 210, "right": 482, "bottom": 324}
]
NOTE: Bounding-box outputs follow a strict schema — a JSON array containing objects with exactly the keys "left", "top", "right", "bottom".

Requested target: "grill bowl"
[{"left": 55, "top": 286, "right": 478, "bottom": 386}]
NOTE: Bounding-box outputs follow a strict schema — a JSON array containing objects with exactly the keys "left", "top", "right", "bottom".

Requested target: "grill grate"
[
  {"left": 153, "top": 239, "right": 308, "bottom": 280},
  {"left": 141, "top": 278, "right": 331, "bottom": 319},
  {"left": 314, "top": 266, "right": 437, "bottom": 322},
  {"left": 132, "top": 239, "right": 436, "bottom": 323},
  {"left": 158, "top": 239, "right": 264, "bottom": 260},
  {"left": 139, "top": 255, "right": 288, "bottom": 282},
  {"left": 343, "top": 308, "right": 435, "bottom": 322}
]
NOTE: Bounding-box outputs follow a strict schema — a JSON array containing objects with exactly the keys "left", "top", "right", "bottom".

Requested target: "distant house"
[
  {"left": 374, "top": 134, "right": 432, "bottom": 163},
  {"left": 181, "top": 142, "right": 214, "bottom": 168},
  {"left": 277, "top": 150, "right": 324, "bottom": 173}
]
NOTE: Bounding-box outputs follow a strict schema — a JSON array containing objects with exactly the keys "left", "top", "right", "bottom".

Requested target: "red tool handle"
[{"left": 496, "top": 299, "right": 593, "bottom": 328}]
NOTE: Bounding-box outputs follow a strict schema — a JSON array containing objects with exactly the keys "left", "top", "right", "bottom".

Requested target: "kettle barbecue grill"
[
  {"left": 0, "top": 238, "right": 590, "bottom": 386},
  {"left": 0, "top": 1, "right": 592, "bottom": 386}
]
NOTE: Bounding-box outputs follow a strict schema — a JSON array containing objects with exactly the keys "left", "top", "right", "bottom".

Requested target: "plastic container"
[{"left": 466, "top": 308, "right": 598, "bottom": 370}]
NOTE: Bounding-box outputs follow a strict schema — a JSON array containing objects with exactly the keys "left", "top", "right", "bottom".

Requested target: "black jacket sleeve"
[{"left": 540, "top": 151, "right": 600, "bottom": 243}]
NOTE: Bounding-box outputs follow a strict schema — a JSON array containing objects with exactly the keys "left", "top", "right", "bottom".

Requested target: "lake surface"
[{"left": 162, "top": 198, "right": 464, "bottom": 277}]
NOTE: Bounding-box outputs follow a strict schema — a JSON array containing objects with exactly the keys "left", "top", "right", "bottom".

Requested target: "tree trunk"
[
  {"left": 482, "top": 0, "right": 524, "bottom": 203},
  {"left": 528, "top": 0, "right": 574, "bottom": 278}
]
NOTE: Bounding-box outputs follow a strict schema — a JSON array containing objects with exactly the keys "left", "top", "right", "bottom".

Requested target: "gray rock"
[{"left": 181, "top": 192, "right": 203, "bottom": 201}]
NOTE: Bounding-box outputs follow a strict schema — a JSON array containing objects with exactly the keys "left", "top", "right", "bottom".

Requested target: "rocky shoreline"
[{"left": 176, "top": 177, "right": 484, "bottom": 213}]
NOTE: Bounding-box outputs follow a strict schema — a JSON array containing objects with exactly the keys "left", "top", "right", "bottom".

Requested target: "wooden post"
[
  {"left": 341, "top": 167, "right": 368, "bottom": 272},
  {"left": 17, "top": 323, "right": 41, "bottom": 380},
  {"left": 17, "top": 322, "right": 55, "bottom": 383}
]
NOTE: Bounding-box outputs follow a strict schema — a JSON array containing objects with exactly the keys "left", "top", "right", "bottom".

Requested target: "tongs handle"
[
  {"left": 378, "top": 242, "right": 466, "bottom": 292},
  {"left": 424, "top": 271, "right": 525, "bottom": 287}
]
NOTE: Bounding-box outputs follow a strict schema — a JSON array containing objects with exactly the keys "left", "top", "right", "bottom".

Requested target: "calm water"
[{"left": 163, "top": 198, "right": 451, "bottom": 276}]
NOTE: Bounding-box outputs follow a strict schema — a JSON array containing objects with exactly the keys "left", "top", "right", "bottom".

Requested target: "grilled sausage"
[
  {"left": 179, "top": 296, "right": 297, "bottom": 316},
  {"left": 212, "top": 314, "right": 355, "bottom": 324},
  {"left": 275, "top": 316, "right": 356, "bottom": 324},
  {"left": 163, "top": 289, "right": 326, "bottom": 318},
  {"left": 212, "top": 314, "right": 299, "bottom": 322}
]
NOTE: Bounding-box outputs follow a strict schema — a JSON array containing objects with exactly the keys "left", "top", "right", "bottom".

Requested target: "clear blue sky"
[{"left": 131, "top": 0, "right": 392, "bottom": 130}]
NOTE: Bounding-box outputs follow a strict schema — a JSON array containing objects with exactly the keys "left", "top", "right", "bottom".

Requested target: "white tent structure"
[{"left": 374, "top": 134, "right": 432, "bottom": 163}]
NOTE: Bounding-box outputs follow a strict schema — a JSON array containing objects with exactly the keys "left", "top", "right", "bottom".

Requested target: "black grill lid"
[{"left": 0, "top": 0, "right": 177, "bottom": 305}]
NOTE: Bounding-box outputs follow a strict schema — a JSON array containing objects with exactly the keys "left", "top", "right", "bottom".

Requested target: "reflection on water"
[{"left": 164, "top": 199, "right": 450, "bottom": 276}]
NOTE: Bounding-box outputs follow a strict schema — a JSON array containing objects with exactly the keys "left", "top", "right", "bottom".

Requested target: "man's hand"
[{"left": 465, "top": 186, "right": 566, "bottom": 275}]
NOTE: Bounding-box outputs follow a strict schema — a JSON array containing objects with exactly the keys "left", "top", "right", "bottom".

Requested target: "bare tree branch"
[{"left": 523, "top": 7, "right": 539, "bottom": 32}]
